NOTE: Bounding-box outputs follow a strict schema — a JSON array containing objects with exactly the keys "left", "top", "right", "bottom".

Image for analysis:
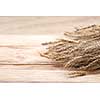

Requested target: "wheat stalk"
[{"left": 41, "top": 24, "right": 100, "bottom": 77}]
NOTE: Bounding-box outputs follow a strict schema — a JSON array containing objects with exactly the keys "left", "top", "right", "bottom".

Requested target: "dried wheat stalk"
[{"left": 41, "top": 25, "right": 100, "bottom": 77}]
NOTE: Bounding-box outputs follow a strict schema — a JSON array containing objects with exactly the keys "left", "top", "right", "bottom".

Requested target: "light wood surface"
[
  {"left": 0, "top": 35, "right": 100, "bottom": 82},
  {"left": 0, "top": 16, "right": 100, "bottom": 35},
  {"left": 0, "top": 16, "right": 100, "bottom": 82}
]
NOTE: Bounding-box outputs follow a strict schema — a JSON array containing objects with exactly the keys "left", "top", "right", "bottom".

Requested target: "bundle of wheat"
[{"left": 41, "top": 25, "right": 100, "bottom": 77}]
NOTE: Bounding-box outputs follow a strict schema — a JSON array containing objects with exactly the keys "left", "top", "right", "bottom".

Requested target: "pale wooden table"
[{"left": 0, "top": 16, "right": 100, "bottom": 82}]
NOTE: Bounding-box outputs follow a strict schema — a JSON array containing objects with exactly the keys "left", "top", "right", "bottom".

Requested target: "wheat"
[{"left": 41, "top": 24, "right": 100, "bottom": 77}]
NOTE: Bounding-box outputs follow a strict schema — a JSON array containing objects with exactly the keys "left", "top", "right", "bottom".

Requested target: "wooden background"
[{"left": 0, "top": 16, "right": 100, "bottom": 82}]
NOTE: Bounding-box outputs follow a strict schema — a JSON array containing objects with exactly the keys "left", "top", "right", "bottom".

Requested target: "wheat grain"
[{"left": 41, "top": 24, "right": 100, "bottom": 77}]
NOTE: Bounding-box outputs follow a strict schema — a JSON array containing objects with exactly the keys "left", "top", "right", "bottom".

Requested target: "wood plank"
[
  {"left": 0, "top": 16, "right": 99, "bottom": 82},
  {"left": 0, "top": 35, "right": 59, "bottom": 64},
  {"left": 0, "top": 69, "right": 67, "bottom": 82},
  {"left": 0, "top": 68, "right": 99, "bottom": 82},
  {"left": 0, "top": 34, "right": 67, "bottom": 82},
  {"left": 0, "top": 34, "right": 99, "bottom": 82},
  {"left": 0, "top": 16, "right": 100, "bottom": 35}
]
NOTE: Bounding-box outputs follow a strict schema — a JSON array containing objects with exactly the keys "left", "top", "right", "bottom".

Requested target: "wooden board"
[
  {"left": 0, "top": 16, "right": 100, "bottom": 82},
  {"left": 0, "top": 16, "right": 100, "bottom": 35},
  {"left": 0, "top": 34, "right": 100, "bottom": 82}
]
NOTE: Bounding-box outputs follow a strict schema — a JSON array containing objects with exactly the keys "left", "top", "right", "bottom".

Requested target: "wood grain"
[
  {"left": 0, "top": 16, "right": 100, "bottom": 82},
  {"left": 0, "top": 16, "right": 100, "bottom": 35},
  {"left": 0, "top": 34, "right": 99, "bottom": 82}
]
